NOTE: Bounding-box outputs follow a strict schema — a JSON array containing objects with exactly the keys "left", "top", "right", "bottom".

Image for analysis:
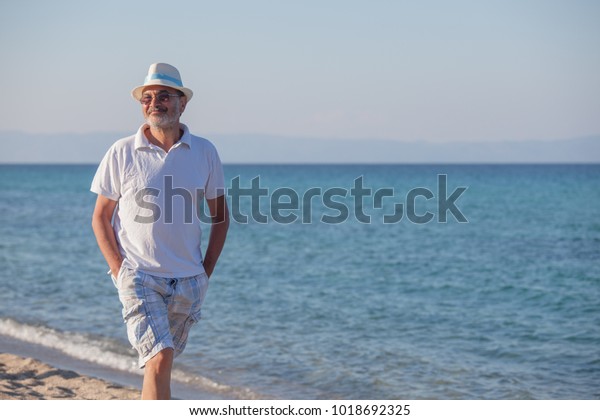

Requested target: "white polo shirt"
[{"left": 91, "top": 123, "right": 225, "bottom": 277}]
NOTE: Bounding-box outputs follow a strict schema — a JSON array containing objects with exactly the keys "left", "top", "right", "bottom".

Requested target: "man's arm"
[
  {"left": 203, "top": 194, "right": 230, "bottom": 278},
  {"left": 91, "top": 194, "right": 122, "bottom": 278}
]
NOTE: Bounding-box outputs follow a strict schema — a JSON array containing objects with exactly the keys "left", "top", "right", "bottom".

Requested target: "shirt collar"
[{"left": 134, "top": 123, "right": 192, "bottom": 150}]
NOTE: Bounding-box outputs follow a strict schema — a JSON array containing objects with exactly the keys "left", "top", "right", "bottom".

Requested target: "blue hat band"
[{"left": 144, "top": 73, "right": 183, "bottom": 87}]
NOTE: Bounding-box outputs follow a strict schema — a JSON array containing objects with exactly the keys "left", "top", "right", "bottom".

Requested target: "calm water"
[{"left": 0, "top": 163, "right": 599, "bottom": 399}]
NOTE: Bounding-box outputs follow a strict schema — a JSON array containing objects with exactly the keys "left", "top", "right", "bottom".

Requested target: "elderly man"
[{"left": 91, "top": 63, "right": 229, "bottom": 399}]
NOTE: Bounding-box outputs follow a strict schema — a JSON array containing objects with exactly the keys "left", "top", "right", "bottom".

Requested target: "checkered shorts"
[{"left": 112, "top": 267, "right": 210, "bottom": 368}]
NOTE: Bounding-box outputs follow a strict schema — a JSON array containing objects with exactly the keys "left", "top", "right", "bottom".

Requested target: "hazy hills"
[{"left": 1, "top": 131, "right": 599, "bottom": 164}]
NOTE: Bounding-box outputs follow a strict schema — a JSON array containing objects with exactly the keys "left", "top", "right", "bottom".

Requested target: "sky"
[{"left": 0, "top": 0, "right": 599, "bottom": 144}]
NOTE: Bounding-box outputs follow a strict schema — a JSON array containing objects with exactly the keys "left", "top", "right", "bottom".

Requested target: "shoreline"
[
  {"left": 0, "top": 333, "right": 227, "bottom": 400},
  {"left": 0, "top": 353, "right": 140, "bottom": 400}
]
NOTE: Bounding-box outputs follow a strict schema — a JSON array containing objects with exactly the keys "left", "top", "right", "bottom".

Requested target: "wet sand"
[
  {"left": 0, "top": 333, "right": 226, "bottom": 400},
  {"left": 0, "top": 353, "right": 140, "bottom": 400}
]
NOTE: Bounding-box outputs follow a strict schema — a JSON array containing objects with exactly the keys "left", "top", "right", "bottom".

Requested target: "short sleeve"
[
  {"left": 204, "top": 146, "right": 225, "bottom": 200},
  {"left": 90, "top": 145, "right": 121, "bottom": 201}
]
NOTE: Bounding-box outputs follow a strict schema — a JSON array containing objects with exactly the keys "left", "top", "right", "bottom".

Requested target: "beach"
[
  {"left": 0, "top": 332, "right": 140, "bottom": 400},
  {"left": 0, "top": 333, "right": 228, "bottom": 400},
  {"left": 0, "top": 353, "right": 139, "bottom": 400}
]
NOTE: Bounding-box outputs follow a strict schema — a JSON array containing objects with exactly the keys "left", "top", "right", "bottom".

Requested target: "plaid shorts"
[{"left": 112, "top": 266, "right": 210, "bottom": 368}]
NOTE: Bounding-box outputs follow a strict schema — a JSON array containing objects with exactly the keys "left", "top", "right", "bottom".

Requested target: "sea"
[{"left": 0, "top": 163, "right": 598, "bottom": 399}]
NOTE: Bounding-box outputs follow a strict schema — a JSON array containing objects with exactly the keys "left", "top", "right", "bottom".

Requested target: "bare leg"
[{"left": 141, "top": 348, "right": 174, "bottom": 400}]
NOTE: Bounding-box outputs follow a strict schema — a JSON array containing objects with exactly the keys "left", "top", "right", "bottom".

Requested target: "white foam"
[
  {"left": 0, "top": 317, "right": 265, "bottom": 399},
  {"left": 0, "top": 317, "right": 140, "bottom": 374},
  {"left": 170, "top": 368, "right": 264, "bottom": 400}
]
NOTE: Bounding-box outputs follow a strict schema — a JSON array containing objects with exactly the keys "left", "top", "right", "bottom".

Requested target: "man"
[{"left": 91, "top": 63, "right": 229, "bottom": 399}]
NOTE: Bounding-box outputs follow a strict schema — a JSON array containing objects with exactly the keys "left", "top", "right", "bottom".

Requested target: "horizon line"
[
  {"left": 2, "top": 161, "right": 600, "bottom": 166},
  {"left": 1, "top": 129, "right": 599, "bottom": 145}
]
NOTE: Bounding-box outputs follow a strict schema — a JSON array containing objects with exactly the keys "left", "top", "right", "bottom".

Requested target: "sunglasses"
[{"left": 139, "top": 92, "right": 183, "bottom": 106}]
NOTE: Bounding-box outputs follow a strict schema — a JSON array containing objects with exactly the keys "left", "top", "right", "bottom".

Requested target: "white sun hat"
[{"left": 131, "top": 63, "right": 193, "bottom": 102}]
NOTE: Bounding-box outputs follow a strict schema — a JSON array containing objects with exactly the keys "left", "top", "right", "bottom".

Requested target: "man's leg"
[{"left": 141, "top": 348, "right": 174, "bottom": 400}]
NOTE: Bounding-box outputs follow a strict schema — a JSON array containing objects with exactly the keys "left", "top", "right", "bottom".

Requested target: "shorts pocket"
[
  {"left": 198, "top": 273, "right": 210, "bottom": 303},
  {"left": 191, "top": 273, "right": 210, "bottom": 322},
  {"left": 109, "top": 264, "right": 128, "bottom": 289},
  {"left": 117, "top": 271, "right": 147, "bottom": 327}
]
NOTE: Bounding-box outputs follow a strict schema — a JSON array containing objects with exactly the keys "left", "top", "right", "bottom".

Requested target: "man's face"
[{"left": 140, "top": 86, "right": 187, "bottom": 129}]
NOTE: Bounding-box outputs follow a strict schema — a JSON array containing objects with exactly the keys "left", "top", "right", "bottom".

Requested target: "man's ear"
[{"left": 179, "top": 97, "right": 188, "bottom": 115}]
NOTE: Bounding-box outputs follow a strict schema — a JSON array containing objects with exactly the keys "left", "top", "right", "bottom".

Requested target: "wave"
[{"left": 0, "top": 317, "right": 263, "bottom": 399}]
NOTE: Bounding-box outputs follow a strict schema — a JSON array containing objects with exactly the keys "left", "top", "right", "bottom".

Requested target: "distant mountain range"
[{"left": 1, "top": 131, "right": 599, "bottom": 164}]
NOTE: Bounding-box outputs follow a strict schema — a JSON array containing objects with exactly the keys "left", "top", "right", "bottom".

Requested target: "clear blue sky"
[{"left": 1, "top": 0, "right": 599, "bottom": 142}]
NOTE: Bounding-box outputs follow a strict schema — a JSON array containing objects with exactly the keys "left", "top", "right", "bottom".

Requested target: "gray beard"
[
  {"left": 146, "top": 103, "right": 181, "bottom": 128},
  {"left": 146, "top": 113, "right": 179, "bottom": 129}
]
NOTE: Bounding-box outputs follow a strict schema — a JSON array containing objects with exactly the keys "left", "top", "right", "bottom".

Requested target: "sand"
[
  {"left": 0, "top": 332, "right": 229, "bottom": 400},
  {"left": 0, "top": 353, "right": 140, "bottom": 400}
]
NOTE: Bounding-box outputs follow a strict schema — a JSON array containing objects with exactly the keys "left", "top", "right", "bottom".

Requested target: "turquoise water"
[{"left": 0, "top": 164, "right": 599, "bottom": 399}]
